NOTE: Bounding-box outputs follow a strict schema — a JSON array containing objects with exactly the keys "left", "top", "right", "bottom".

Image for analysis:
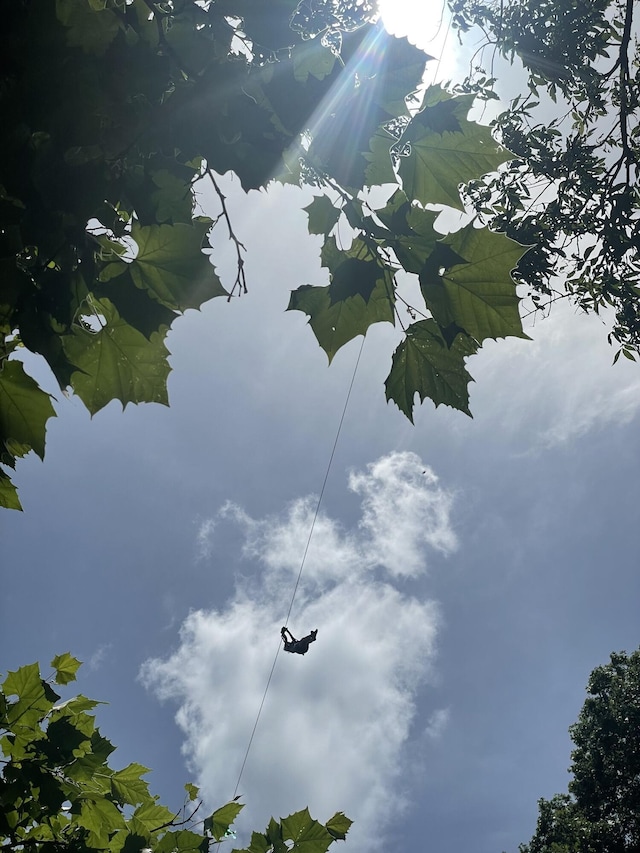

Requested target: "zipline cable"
[
  {"left": 226, "top": 13, "right": 455, "bottom": 810},
  {"left": 229, "top": 335, "right": 366, "bottom": 800}
]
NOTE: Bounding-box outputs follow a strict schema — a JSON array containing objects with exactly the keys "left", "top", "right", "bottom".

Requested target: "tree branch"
[{"left": 206, "top": 169, "right": 247, "bottom": 299}]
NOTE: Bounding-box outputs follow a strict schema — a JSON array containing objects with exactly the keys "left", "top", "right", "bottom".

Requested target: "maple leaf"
[
  {"left": 63, "top": 297, "right": 171, "bottom": 415},
  {"left": 420, "top": 225, "right": 530, "bottom": 342},
  {"left": 398, "top": 93, "right": 513, "bottom": 210},
  {"left": 130, "top": 221, "right": 228, "bottom": 311},
  {"left": 385, "top": 320, "right": 477, "bottom": 421}
]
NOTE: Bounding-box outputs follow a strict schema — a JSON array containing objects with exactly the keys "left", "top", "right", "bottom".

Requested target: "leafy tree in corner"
[
  {"left": 0, "top": 653, "right": 352, "bottom": 853},
  {"left": 516, "top": 648, "right": 640, "bottom": 853},
  {"left": 2, "top": 0, "right": 534, "bottom": 509},
  {"left": 449, "top": 0, "right": 640, "bottom": 364}
]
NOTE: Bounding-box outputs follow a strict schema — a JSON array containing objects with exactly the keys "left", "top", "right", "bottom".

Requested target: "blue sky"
[{"left": 2, "top": 7, "right": 640, "bottom": 853}]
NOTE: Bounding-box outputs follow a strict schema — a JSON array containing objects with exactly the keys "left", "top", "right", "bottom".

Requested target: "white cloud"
[
  {"left": 472, "top": 304, "right": 640, "bottom": 449},
  {"left": 195, "top": 518, "right": 216, "bottom": 561},
  {"left": 424, "top": 707, "right": 450, "bottom": 740},
  {"left": 350, "top": 454, "right": 458, "bottom": 576},
  {"left": 87, "top": 643, "right": 112, "bottom": 672},
  {"left": 141, "top": 452, "right": 457, "bottom": 852}
]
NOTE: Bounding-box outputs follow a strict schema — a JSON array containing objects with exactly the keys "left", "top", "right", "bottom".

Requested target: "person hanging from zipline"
[{"left": 281, "top": 627, "right": 318, "bottom": 655}]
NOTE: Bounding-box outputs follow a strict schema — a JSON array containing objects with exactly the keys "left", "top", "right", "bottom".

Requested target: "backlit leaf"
[
  {"left": 51, "top": 652, "right": 81, "bottom": 685},
  {"left": 398, "top": 94, "right": 512, "bottom": 209},
  {"left": 130, "top": 221, "right": 228, "bottom": 311},
  {"left": 111, "top": 764, "right": 151, "bottom": 807},
  {"left": 325, "top": 813, "right": 352, "bottom": 841},
  {"left": 236, "top": 831, "right": 270, "bottom": 853},
  {"left": 288, "top": 276, "right": 394, "bottom": 363},
  {"left": 130, "top": 802, "right": 176, "bottom": 835},
  {"left": 63, "top": 297, "right": 171, "bottom": 415},
  {"left": 421, "top": 225, "right": 530, "bottom": 341},
  {"left": 291, "top": 41, "right": 336, "bottom": 82},
  {"left": 204, "top": 801, "right": 244, "bottom": 842},
  {"left": 56, "top": 0, "right": 120, "bottom": 55},
  {"left": 385, "top": 319, "right": 477, "bottom": 420},
  {"left": 3, "top": 662, "right": 54, "bottom": 732},
  {"left": 184, "top": 783, "right": 199, "bottom": 802},
  {"left": 150, "top": 170, "right": 194, "bottom": 224},
  {"left": 363, "top": 127, "right": 398, "bottom": 186},
  {"left": 281, "top": 808, "right": 333, "bottom": 853},
  {"left": 0, "top": 469, "right": 21, "bottom": 510},
  {"left": 0, "top": 361, "right": 56, "bottom": 460},
  {"left": 77, "top": 798, "right": 127, "bottom": 847},
  {"left": 157, "top": 830, "right": 208, "bottom": 853},
  {"left": 304, "top": 197, "right": 341, "bottom": 237}
]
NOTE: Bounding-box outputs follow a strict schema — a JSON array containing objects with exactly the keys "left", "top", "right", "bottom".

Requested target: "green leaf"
[
  {"left": 392, "top": 227, "right": 440, "bottom": 275},
  {"left": 108, "top": 831, "right": 147, "bottom": 853},
  {"left": 77, "top": 797, "right": 127, "bottom": 848},
  {"left": 303, "top": 30, "right": 425, "bottom": 189},
  {"left": 3, "top": 662, "right": 43, "bottom": 701},
  {"left": 111, "top": 764, "right": 151, "bottom": 807},
  {"left": 51, "top": 653, "right": 82, "bottom": 685},
  {"left": 0, "top": 468, "right": 22, "bottom": 511},
  {"left": 288, "top": 237, "right": 396, "bottom": 360},
  {"left": 291, "top": 41, "right": 336, "bottom": 82},
  {"left": 130, "top": 220, "right": 228, "bottom": 311},
  {"left": 365, "top": 31, "right": 432, "bottom": 117},
  {"left": 372, "top": 191, "right": 440, "bottom": 273},
  {"left": 417, "top": 243, "right": 469, "bottom": 328},
  {"left": 398, "top": 95, "right": 512, "bottom": 210},
  {"left": 53, "top": 694, "right": 101, "bottom": 716},
  {"left": 45, "top": 717, "right": 92, "bottom": 763},
  {"left": 304, "top": 197, "right": 341, "bottom": 237},
  {"left": 130, "top": 801, "right": 176, "bottom": 835},
  {"left": 205, "top": 801, "right": 244, "bottom": 842},
  {"left": 288, "top": 275, "right": 394, "bottom": 362},
  {"left": 56, "top": 0, "right": 120, "bottom": 56},
  {"left": 62, "top": 297, "right": 171, "bottom": 415},
  {"left": 325, "top": 813, "right": 352, "bottom": 841},
  {"left": 95, "top": 268, "right": 179, "bottom": 340},
  {"left": 149, "top": 170, "right": 194, "bottom": 225},
  {"left": 157, "top": 830, "right": 208, "bottom": 853},
  {"left": 184, "top": 783, "right": 199, "bottom": 802},
  {"left": 3, "top": 662, "right": 54, "bottom": 733},
  {"left": 385, "top": 320, "right": 477, "bottom": 420},
  {"left": 0, "top": 361, "right": 56, "bottom": 459},
  {"left": 421, "top": 225, "right": 530, "bottom": 342},
  {"left": 363, "top": 126, "right": 398, "bottom": 186},
  {"left": 265, "top": 817, "right": 285, "bottom": 851},
  {"left": 281, "top": 808, "right": 333, "bottom": 853},
  {"left": 328, "top": 257, "right": 382, "bottom": 304},
  {"left": 235, "top": 830, "right": 270, "bottom": 853},
  {"left": 374, "top": 189, "right": 413, "bottom": 232},
  {"left": 65, "top": 731, "right": 116, "bottom": 782}
]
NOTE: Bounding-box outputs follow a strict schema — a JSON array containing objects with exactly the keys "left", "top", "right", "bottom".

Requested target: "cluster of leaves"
[
  {"left": 1, "top": 0, "right": 526, "bottom": 509},
  {"left": 517, "top": 648, "right": 640, "bottom": 853},
  {"left": 289, "top": 79, "right": 528, "bottom": 421},
  {"left": 450, "top": 0, "right": 640, "bottom": 362},
  {"left": 0, "top": 653, "right": 352, "bottom": 853},
  {"left": 235, "top": 809, "right": 352, "bottom": 853}
]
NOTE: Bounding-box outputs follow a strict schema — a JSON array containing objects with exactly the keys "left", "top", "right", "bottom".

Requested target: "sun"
[
  {"left": 378, "top": 0, "right": 441, "bottom": 51},
  {"left": 378, "top": 0, "right": 461, "bottom": 84}
]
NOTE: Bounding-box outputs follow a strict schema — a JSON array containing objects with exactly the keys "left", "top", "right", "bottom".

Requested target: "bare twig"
[{"left": 206, "top": 168, "right": 248, "bottom": 299}]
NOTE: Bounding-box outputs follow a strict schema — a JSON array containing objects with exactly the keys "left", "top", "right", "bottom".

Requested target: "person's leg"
[{"left": 298, "top": 630, "right": 317, "bottom": 644}]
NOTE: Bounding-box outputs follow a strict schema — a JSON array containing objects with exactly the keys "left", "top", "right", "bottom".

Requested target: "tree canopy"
[
  {"left": 0, "top": 0, "right": 528, "bottom": 509},
  {"left": 3, "top": 0, "right": 640, "bottom": 510},
  {"left": 517, "top": 648, "right": 640, "bottom": 853},
  {"left": 450, "top": 0, "right": 640, "bottom": 362},
  {"left": 0, "top": 653, "right": 352, "bottom": 853}
]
